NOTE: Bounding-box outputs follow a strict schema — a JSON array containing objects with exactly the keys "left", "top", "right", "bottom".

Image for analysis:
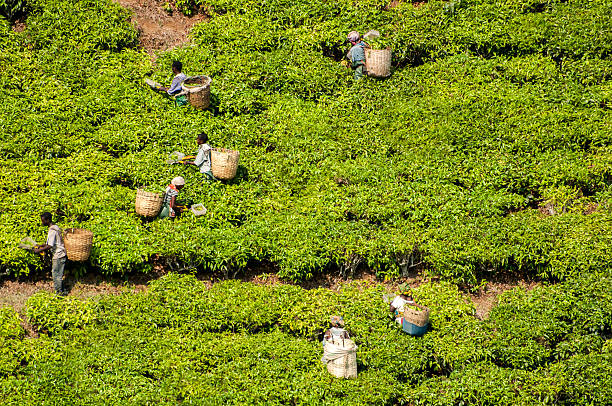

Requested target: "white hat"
[
  {"left": 347, "top": 31, "right": 360, "bottom": 42},
  {"left": 171, "top": 176, "right": 185, "bottom": 186}
]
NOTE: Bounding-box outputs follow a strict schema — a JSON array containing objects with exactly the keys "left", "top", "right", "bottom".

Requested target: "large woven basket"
[
  {"left": 63, "top": 228, "right": 93, "bottom": 262},
  {"left": 404, "top": 305, "right": 430, "bottom": 327},
  {"left": 325, "top": 339, "right": 358, "bottom": 379},
  {"left": 211, "top": 148, "right": 239, "bottom": 180},
  {"left": 181, "top": 75, "right": 212, "bottom": 110},
  {"left": 135, "top": 189, "right": 164, "bottom": 217},
  {"left": 365, "top": 48, "right": 392, "bottom": 78}
]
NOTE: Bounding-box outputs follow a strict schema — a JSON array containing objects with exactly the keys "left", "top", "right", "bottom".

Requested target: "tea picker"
[
  {"left": 388, "top": 284, "right": 430, "bottom": 336},
  {"left": 346, "top": 31, "right": 369, "bottom": 80},
  {"left": 178, "top": 133, "right": 216, "bottom": 181},
  {"left": 322, "top": 316, "right": 350, "bottom": 344},
  {"left": 321, "top": 316, "right": 358, "bottom": 379},
  {"left": 145, "top": 60, "right": 188, "bottom": 106},
  {"left": 32, "top": 212, "right": 68, "bottom": 295},
  {"left": 168, "top": 133, "right": 240, "bottom": 182},
  {"left": 159, "top": 176, "right": 186, "bottom": 219}
]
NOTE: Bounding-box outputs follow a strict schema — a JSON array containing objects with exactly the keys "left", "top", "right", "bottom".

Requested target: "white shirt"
[
  {"left": 167, "top": 72, "right": 187, "bottom": 95},
  {"left": 194, "top": 143, "right": 212, "bottom": 173},
  {"left": 46, "top": 225, "right": 66, "bottom": 260},
  {"left": 391, "top": 296, "right": 415, "bottom": 324}
]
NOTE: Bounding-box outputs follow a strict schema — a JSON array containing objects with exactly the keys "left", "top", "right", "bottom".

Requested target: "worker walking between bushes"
[
  {"left": 159, "top": 177, "right": 186, "bottom": 219},
  {"left": 389, "top": 283, "right": 416, "bottom": 325},
  {"left": 181, "top": 133, "right": 216, "bottom": 181},
  {"left": 346, "top": 31, "right": 368, "bottom": 80},
  {"left": 33, "top": 212, "right": 67, "bottom": 296}
]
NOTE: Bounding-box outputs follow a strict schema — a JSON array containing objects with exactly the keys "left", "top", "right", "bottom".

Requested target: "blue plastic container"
[{"left": 402, "top": 319, "right": 428, "bottom": 336}]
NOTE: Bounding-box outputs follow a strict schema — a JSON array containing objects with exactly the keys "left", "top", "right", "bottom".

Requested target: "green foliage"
[
  {"left": 0, "top": 274, "right": 606, "bottom": 403},
  {"left": 1, "top": 0, "right": 610, "bottom": 402},
  {"left": 26, "top": 0, "right": 137, "bottom": 51},
  {"left": 25, "top": 291, "right": 99, "bottom": 335},
  {"left": 487, "top": 275, "right": 612, "bottom": 370},
  {"left": 0, "top": 307, "right": 24, "bottom": 376},
  {"left": 1, "top": 0, "right": 611, "bottom": 285},
  {"left": 0, "top": 0, "right": 28, "bottom": 20},
  {"left": 0, "top": 307, "right": 23, "bottom": 339}
]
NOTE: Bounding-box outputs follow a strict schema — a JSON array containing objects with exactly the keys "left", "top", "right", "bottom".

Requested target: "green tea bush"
[
  {"left": 0, "top": 0, "right": 28, "bottom": 20},
  {"left": 0, "top": 0, "right": 611, "bottom": 285},
  {"left": 0, "top": 274, "right": 605, "bottom": 404},
  {"left": 1, "top": 0, "right": 610, "bottom": 401},
  {"left": 25, "top": 291, "right": 100, "bottom": 335},
  {"left": 0, "top": 307, "right": 23, "bottom": 339}
]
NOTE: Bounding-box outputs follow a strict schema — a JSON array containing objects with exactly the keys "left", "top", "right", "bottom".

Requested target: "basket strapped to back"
[
  {"left": 63, "top": 228, "right": 93, "bottom": 262},
  {"left": 211, "top": 148, "right": 240, "bottom": 180},
  {"left": 323, "top": 339, "right": 358, "bottom": 379},
  {"left": 181, "top": 75, "right": 212, "bottom": 110},
  {"left": 404, "top": 305, "right": 430, "bottom": 327},
  {"left": 135, "top": 189, "right": 164, "bottom": 217},
  {"left": 365, "top": 48, "right": 392, "bottom": 78}
]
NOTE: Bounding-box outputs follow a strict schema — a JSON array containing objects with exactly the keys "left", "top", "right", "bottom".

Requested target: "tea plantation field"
[
  {"left": 1, "top": 0, "right": 610, "bottom": 283},
  {"left": 0, "top": 273, "right": 610, "bottom": 404},
  {"left": 1, "top": 0, "right": 611, "bottom": 403}
]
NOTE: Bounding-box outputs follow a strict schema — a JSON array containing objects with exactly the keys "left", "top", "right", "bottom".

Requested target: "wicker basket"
[
  {"left": 324, "top": 339, "right": 358, "bottom": 379},
  {"left": 63, "top": 228, "right": 93, "bottom": 262},
  {"left": 211, "top": 148, "right": 240, "bottom": 180},
  {"left": 181, "top": 75, "right": 212, "bottom": 110},
  {"left": 365, "top": 48, "right": 392, "bottom": 78},
  {"left": 404, "top": 305, "right": 430, "bottom": 327},
  {"left": 135, "top": 189, "right": 164, "bottom": 217}
]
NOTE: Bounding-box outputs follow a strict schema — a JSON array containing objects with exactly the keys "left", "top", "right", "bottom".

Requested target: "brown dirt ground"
[{"left": 114, "top": 0, "right": 207, "bottom": 53}]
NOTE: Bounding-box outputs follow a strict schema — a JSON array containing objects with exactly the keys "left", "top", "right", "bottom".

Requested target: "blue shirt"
[
  {"left": 167, "top": 72, "right": 187, "bottom": 95},
  {"left": 348, "top": 41, "right": 367, "bottom": 63}
]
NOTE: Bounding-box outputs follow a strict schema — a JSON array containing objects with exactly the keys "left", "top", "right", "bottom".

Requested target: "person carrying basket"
[
  {"left": 389, "top": 283, "right": 430, "bottom": 336},
  {"left": 346, "top": 31, "right": 369, "bottom": 80},
  {"left": 321, "top": 316, "right": 358, "bottom": 379},
  {"left": 180, "top": 133, "right": 216, "bottom": 181}
]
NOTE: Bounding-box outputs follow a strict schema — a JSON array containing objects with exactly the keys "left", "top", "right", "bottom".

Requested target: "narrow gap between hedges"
[{"left": 0, "top": 262, "right": 540, "bottom": 339}]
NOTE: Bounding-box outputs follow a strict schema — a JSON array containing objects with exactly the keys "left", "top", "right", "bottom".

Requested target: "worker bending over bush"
[{"left": 159, "top": 177, "right": 186, "bottom": 219}]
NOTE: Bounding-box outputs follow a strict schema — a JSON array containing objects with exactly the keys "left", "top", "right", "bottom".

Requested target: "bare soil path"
[{"left": 114, "top": 0, "right": 207, "bottom": 53}]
